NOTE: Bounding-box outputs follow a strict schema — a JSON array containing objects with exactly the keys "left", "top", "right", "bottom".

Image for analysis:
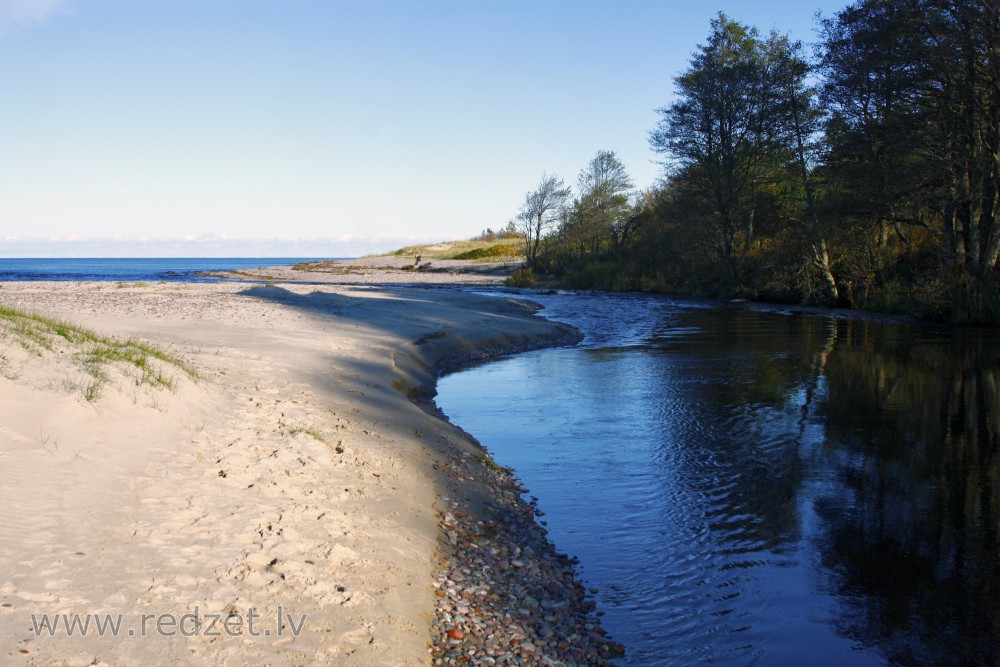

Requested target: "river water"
[{"left": 435, "top": 291, "right": 1000, "bottom": 666}]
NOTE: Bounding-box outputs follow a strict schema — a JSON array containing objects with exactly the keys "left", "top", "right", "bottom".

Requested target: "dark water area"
[
  {"left": 436, "top": 292, "right": 1000, "bottom": 666},
  {"left": 0, "top": 257, "right": 331, "bottom": 282}
]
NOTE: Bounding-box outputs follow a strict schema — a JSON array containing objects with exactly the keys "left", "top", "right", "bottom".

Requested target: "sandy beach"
[
  {"left": 202, "top": 255, "right": 525, "bottom": 286},
  {"left": 0, "top": 270, "right": 619, "bottom": 666}
]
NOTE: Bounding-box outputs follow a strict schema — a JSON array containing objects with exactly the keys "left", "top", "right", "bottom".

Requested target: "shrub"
[{"left": 506, "top": 267, "right": 537, "bottom": 287}]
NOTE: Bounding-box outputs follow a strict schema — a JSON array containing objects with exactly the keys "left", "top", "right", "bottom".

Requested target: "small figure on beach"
[{"left": 414, "top": 254, "right": 422, "bottom": 267}]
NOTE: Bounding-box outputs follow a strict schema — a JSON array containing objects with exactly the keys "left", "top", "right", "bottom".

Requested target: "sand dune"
[{"left": 0, "top": 281, "right": 586, "bottom": 666}]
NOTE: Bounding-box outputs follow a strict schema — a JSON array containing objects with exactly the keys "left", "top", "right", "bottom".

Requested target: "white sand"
[{"left": 0, "top": 280, "right": 575, "bottom": 666}]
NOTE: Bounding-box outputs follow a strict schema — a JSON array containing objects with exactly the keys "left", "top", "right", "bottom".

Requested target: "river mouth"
[{"left": 437, "top": 292, "right": 1000, "bottom": 666}]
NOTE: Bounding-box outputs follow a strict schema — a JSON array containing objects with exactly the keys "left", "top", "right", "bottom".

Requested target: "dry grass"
[{"left": 381, "top": 239, "right": 523, "bottom": 262}]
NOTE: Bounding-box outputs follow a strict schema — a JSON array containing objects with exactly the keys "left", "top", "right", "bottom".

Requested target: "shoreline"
[
  {"left": 0, "top": 279, "right": 620, "bottom": 665},
  {"left": 202, "top": 255, "right": 522, "bottom": 287},
  {"left": 206, "top": 257, "right": 924, "bottom": 327}
]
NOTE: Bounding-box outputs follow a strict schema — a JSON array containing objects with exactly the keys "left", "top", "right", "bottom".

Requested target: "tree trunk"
[
  {"left": 980, "top": 196, "right": 1000, "bottom": 272},
  {"left": 962, "top": 197, "right": 981, "bottom": 275},
  {"left": 812, "top": 238, "right": 840, "bottom": 306},
  {"left": 943, "top": 197, "right": 963, "bottom": 260},
  {"left": 878, "top": 219, "right": 890, "bottom": 246},
  {"left": 742, "top": 206, "right": 755, "bottom": 260},
  {"left": 979, "top": 68, "right": 1000, "bottom": 272}
]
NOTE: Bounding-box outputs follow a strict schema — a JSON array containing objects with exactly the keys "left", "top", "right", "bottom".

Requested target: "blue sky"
[{"left": 0, "top": 0, "right": 849, "bottom": 257}]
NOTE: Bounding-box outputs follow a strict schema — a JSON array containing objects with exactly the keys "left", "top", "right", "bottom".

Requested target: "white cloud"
[{"left": 0, "top": 0, "right": 71, "bottom": 30}]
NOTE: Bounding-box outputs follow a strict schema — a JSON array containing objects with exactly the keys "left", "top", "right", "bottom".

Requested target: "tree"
[
  {"left": 922, "top": 0, "right": 1000, "bottom": 275},
  {"left": 563, "top": 150, "right": 634, "bottom": 258},
  {"left": 516, "top": 173, "right": 571, "bottom": 269},
  {"left": 650, "top": 13, "right": 808, "bottom": 295},
  {"left": 774, "top": 38, "right": 841, "bottom": 304},
  {"left": 581, "top": 150, "right": 635, "bottom": 252},
  {"left": 819, "top": 0, "right": 1000, "bottom": 287},
  {"left": 818, "top": 1, "right": 932, "bottom": 249}
]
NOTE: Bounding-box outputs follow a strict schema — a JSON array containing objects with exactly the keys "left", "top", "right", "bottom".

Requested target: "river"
[{"left": 435, "top": 291, "right": 1000, "bottom": 666}]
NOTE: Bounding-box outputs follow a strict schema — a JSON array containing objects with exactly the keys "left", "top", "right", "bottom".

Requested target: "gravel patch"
[{"left": 431, "top": 451, "right": 624, "bottom": 666}]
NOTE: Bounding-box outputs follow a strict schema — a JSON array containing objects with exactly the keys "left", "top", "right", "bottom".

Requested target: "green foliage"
[
  {"left": 509, "top": 1, "right": 1000, "bottom": 324},
  {"left": 291, "top": 426, "right": 326, "bottom": 443},
  {"left": 648, "top": 13, "right": 808, "bottom": 294},
  {"left": 946, "top": 274, "right": 1000, "bottom": 325},
  {"left": 505, "top": 267, "right": 537, "bottom": 287},
  {"left": 475, "top": 451, "right": 510, "bottom": 473},
  {"left": 560, "top": 258, "right": 646, "bottom": 292}
]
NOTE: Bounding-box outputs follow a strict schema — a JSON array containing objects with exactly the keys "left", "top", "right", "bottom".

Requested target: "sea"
[{"left": 0, "top": 257, "right": 333, "bottom": 283}]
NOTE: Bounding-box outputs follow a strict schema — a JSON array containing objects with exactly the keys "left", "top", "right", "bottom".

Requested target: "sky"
[{"left": 0, "top": 0, "right": 851, "bottom": 258}]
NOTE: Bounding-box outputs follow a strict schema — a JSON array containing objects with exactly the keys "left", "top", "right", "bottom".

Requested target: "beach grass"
[
  {"left": 381, "top": 238, "right": 523, "bottom": 262},
  {"left": 0, "top": 304, "right": 198, "bottom": 401},
  {"left": 290, "top": 426, "right": 326, "bottom": 442},
  {"left": 475, "top": 451, "right": 510, "bottom": 473},
  {"left": 449, "top": 244, "right": 520, "bottom": 260}
]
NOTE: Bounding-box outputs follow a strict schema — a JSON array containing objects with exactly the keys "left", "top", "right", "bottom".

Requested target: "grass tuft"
[
  {"left": 476, "top": 452, "right": 510, "bottom": 473},
  {"left": 0, "top": 304, "right": 199, "bottom": 402},
  {"left": 290, "top": 426, "right": 326, "bottom": 443}
]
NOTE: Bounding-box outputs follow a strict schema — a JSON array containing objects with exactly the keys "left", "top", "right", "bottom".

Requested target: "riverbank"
[
  {"left": 0, "top": 280, "right": 618, "bottom": 665},
  {"left": 207, "top": 256, "right": 922, "bottom": 325}
]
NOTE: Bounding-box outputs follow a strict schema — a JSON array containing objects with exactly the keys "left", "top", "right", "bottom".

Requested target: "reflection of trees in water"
[
  {"left": 659, "top": 309, "right": 844, "bottom": 554},
  {"left": 659, "top": 308, "right": 999, "bottom": 663},
  {"left": 813, "top": 321, "right": 1000, "bottom": 666}
]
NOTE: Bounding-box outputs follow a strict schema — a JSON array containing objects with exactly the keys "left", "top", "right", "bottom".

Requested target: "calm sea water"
[
  {"left": 437, "top": 292, "right": 1000, "bottom": 666},
  {"left": 0, "top": 257, "right": 331, "bottom": 282}
]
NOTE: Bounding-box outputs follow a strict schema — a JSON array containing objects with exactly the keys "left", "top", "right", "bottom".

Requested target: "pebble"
[{"left": 430, "top": 452, "right": 624, "bottom": 666}]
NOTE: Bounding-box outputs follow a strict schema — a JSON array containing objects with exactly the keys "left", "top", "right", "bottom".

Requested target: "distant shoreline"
[
  {"left": 0, "top": 257, "right": 343, "bottom": 283},
  {"left": 202, "top": 255, "right": 521, "bottom": 286}
]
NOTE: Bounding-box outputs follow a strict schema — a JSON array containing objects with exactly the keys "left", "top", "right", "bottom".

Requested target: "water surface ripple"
[{"left": 437, "top": 292, "right": 1000, "bottom": 666}]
